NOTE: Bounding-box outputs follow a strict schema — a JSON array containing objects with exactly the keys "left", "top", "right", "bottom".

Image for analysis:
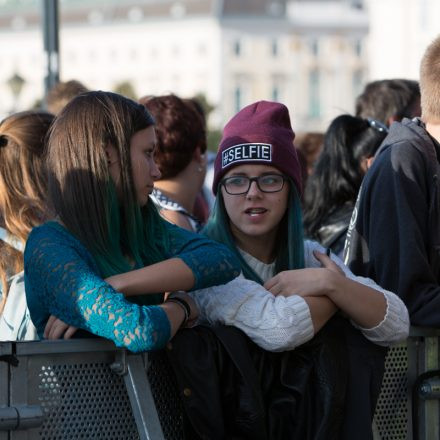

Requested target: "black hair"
[{"left": 303, "top": 114, "right": 387, "bottom": 238}]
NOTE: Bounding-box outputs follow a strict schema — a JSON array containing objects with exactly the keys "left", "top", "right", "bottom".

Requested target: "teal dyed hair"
[
  {"left": 48, "top": 91, "right": 170, "bottom": 280},
  {"left": 93, "top": 181, "right": 169, "bottom": 278},
  {"left": 202, "top": 178, "right": 305, "bottom": 285}
]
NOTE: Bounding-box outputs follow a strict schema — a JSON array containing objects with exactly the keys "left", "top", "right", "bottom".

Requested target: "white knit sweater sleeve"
[
  {"left": 188, "top": 274, "right": 314, "bottom": 352},
  {"left": 304, "top": 240, "right": 409, "bottom": 346}
]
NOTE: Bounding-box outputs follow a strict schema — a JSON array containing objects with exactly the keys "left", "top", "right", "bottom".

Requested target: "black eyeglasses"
[
  {"left": 367, "top": 118, "right": 389, "bottom": 133},
  {"left": 221, "top": 174, "right": 286, "bottom": 195}
]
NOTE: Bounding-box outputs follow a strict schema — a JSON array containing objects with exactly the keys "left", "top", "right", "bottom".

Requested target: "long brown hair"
[
  {"left": 0, "top": 110, "right": 53, "bottom": 312},
  {"left": 47, "top": 91, "right": 164, "bottom": 277}
]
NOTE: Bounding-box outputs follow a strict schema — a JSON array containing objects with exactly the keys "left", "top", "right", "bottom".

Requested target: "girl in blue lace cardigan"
[{"left": 24, "top": 91, "right": 240, "bottom": 352}]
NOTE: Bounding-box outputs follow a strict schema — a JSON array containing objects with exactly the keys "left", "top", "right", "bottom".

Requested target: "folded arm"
[
  {"left": 106, "top": 222, "right": 241, "bottom": 296},
  {"left": 310, "top": 241, "right": 409, "bottom": 344},
  {"left": 188, "top": 275, "right": 339, "bottom": 352},
  {"left": 263, "top": 240, "right": 409, "bottom": 345},
  {"left": 24, "top": 227, "right": 191, "bottom": 352}
]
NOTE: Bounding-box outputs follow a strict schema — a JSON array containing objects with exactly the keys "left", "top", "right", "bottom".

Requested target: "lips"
[{"left": 245, "top": 207, "right": 267, "bottom": 216}]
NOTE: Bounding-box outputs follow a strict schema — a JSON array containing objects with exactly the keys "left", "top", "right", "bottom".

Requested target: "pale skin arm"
[
  {"left": 105, "top": 257, "right": 195, "bottom": 296},
  {"left": 264, "top": 251, "right": 387, "bottom": 329},
  {"left": 302, "top": 296, "right": 338, "bottom": 333}
]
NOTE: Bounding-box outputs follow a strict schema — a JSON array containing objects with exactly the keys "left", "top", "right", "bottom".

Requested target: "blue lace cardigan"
[{"left": 24, "top": 221, "right": 240, "bottom": 352}]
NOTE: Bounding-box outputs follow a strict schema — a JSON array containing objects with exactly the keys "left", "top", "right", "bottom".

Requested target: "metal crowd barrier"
[
  {"left": 373, "top": 327, "right": 440, "bottom": 440},
  {"left": 3, "top": 328, "right": 440, "bottom": 440},
  {"left": 0, "top": 339, "right": 184, "bottom": 440}
]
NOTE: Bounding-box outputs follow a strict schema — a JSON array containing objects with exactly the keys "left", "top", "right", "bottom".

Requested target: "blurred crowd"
[{"left": 1, "top": 32, "right": 440, "bottom": 440}]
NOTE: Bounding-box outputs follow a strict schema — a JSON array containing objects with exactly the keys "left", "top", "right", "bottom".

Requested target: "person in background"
[
  {"left": 340, "top": 47, "right": 440, "bottom": 440},
  {"left": 24, "top": 91, "right": 240, "bottom": 350},
  {"left": 185, "top": 97, "right": 214, "bottom": 223},
  {"left": 0, "top": 110, "right": 54, "bottom": 341},
  {"left": 140, "top": 94, "right": 207, "bottom": 232},
  {"left": 294, "top": 131, "right": 324, "bottom": 177},
  {"left": 345, "top": 35, "right": 440, "bottom": 328},
  {"left": 303, "top": 115, "right": 388, "bottom": 257},
  {"left": 46, "top": 79, "right": 88, "bottom": 115},
  {"left": 337, "top": 79, "right": 420, "bottom": 256},
  {"left": 355, "top": 78, "right": 421, "bottom": 126}
]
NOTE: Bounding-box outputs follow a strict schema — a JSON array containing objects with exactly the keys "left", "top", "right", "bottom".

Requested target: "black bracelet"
[{"left": 166, "top": 297, "right": 191, "bottom": 327}]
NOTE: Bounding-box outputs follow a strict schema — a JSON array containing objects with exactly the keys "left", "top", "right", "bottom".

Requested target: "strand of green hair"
[
  {"left": 92, "top": 182, "right": 170, "bottom": 279},
  {"left": 202, "top": 179, "right": 305, "bottom": 285}
]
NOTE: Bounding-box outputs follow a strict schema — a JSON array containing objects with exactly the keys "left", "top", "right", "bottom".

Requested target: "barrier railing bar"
[
  {"left": 123, "top": 354, "right": 165, "bottom": 440},
  {"left": 14, "top": 338, "right": 117, "bottom": 356}
]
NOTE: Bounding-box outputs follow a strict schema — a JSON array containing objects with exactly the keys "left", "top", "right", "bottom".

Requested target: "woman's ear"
[
  {"left": 193, "top": 147, "right": 207, "bottom": 173},
  {"left": 104, "top": 144, "right": 119, "bottom": 165},
  {"left": 193, "top": 146, "right": 206, "bottom": 165}
]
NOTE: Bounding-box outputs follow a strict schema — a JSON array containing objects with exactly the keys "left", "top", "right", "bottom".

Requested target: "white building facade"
[
  {"left": 0, "top": 0, "right": 407, "bottom": 132},
  {"left": 365, "top": 0, "right": 440, "bottom": 80}
]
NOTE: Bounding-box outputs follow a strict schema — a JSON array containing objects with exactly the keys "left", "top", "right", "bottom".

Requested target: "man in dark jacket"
[
  {"left": 342, "top": 35, "right": 440, "bottom": 439},
  {"left": 345, "top": 35, "right": 440, "bottom": 327},
  {"left": 345, "top": 117, "right": 440, "bottom": 325}
]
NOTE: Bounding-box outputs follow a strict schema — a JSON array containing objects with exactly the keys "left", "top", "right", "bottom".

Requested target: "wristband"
[{"left": 166, "top": 297, "right": 191, "bottom": 327}]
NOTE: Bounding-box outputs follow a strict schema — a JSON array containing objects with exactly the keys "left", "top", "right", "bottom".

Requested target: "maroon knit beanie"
[{"left": 212, "top": 101, "right": 302, "bottom": 196}]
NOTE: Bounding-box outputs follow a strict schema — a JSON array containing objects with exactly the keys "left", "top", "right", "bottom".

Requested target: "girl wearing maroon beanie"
[
  {"left": 185, "top": 101, "right": 409, "bottom": 439},
  {"left": 194, "top": 100, "right": 409, "bottom": 349}
]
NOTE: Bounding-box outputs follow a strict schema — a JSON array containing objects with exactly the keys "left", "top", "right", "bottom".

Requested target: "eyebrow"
[{"left": 227, "top": 171, "right": 280, "bottom": 177}]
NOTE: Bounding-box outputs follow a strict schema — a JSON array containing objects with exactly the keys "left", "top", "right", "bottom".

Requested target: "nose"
[
  {"left": 246, "top": 180, "right": 262, "bottom": 198},
  {"left": 151, "top": 159, "right": 162, "bottom": 180}
]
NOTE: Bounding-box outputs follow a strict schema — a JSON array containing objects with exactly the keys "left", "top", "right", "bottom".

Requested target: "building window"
[
  {"left": 309, "top": 38, "right": 319, "bottom": 56},
  {"left": 352, "top": 69, "right": 363, "bottom": 99},
  {"left": 234, "top": 86, "right": 242, "bottom": 113},
  {"left": 350, "top": 0, "right": 363, "bottom": 9},
  {"left": 271, "top": 39, "right": 278, "bottom": 57},
  {"left": 308, "top": 69, "right": 320, "bottom": 118},
  {"left": 233, "top": 40, "right": 241, "bottom": 56},
  {"left": 354, "top": 39, "right": 362, "bottom": 57},
  {"left": 272, "top": 85, "right": 279, "bottom": 102}
]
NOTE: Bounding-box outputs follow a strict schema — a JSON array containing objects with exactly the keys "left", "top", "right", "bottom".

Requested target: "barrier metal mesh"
[
  {"left": 374, "top": 344, "right": 409, "bottom": 440},
  {"left": 147, "top": 351, "right": 185, "bottom": 440},
  {"left": 36, "top": 362, "right": 139, "bottom": 440}
]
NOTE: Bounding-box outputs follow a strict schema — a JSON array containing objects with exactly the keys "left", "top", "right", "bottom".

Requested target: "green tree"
[
  {"left": 191, "top": 93, "right": 220, "bottom": 152},
  {"left": 192, "top": 92, "right": 215, "bottom": 118},
  {"left": 207, "top": 129, "right": 222, "bottom": 153},
  {"left": 113, "top": 80, "right": 137, "bottom": 100}
]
